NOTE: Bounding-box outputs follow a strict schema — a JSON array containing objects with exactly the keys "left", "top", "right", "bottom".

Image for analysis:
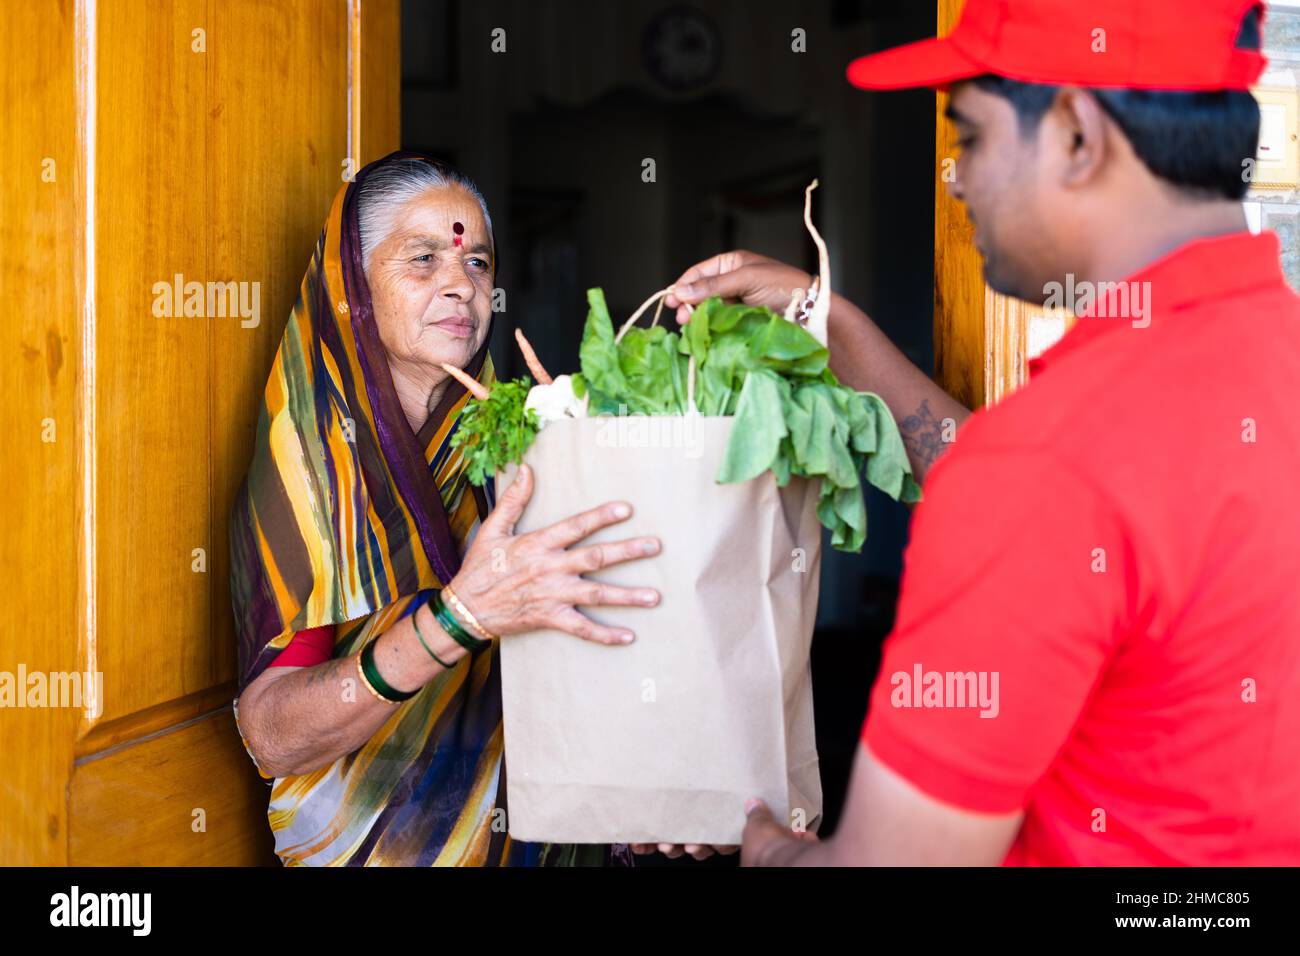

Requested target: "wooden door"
[
  {"left": 933, "top": 0, "right": 1073, "bottom": 408},
  {"left": 1, "top": 0, "right": 399, "bottom": 866}
]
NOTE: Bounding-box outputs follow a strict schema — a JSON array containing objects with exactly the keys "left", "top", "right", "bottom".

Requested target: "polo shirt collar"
[{"left": 1028, "top": 230, "right": 1285, "bottom": 376}]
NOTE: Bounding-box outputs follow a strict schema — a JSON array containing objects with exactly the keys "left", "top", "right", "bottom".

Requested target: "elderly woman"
[{"left": 229, "top": 152, "right": 661, "bottom": 866}]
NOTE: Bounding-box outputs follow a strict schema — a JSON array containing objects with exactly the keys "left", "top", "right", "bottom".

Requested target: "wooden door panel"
[
  {"left": 1, "top": 0, "right": 399, "bottom": 866},
  {"left": 934, "top": 0, "right": 984, "bottom": 408},
  {"left": 934, "top": 0, "right": 1072, "bottom": 407},
  {"left": 95, "top": 0, "right": 214, "bottom": 727},
  {"left": 70, "top": 710, "right": 274, "bottom": 866},
  {"left": 207, "top": 0, "right": 349, "bottom": 696},
  {"left": 0, "top": 0, "right": 84, "bottom": 867}
]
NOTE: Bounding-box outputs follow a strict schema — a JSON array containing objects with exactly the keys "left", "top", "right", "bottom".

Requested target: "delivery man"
[{"left": 659, "top": 0, "right": 1300, "bottom": 865}]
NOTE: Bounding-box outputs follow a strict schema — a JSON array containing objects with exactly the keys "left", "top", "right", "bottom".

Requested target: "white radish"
[
  {"left": 802, "top": 179, "right": 830, "bottom": 347},
  {"left": 782, "top": 287, "right": 802, "bottom": 324},
  {"left": 524, "top": 374, "right": 588, "bottom": 427}
]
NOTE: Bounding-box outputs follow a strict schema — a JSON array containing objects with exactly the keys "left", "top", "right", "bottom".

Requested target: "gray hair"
[{"left": 356, "top": 159, "right": 494, "bottom": 271}]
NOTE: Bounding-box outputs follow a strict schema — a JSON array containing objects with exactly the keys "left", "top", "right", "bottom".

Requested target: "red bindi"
[{"left": 452, "top": 221, "right": 464, "bottom": 247}]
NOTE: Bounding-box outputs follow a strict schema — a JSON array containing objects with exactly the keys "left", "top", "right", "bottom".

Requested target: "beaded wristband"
[
  {"left": 431, "top": 590, "right": 490, "bottom": 654},
  {"left": 359, "top": 638, "right": 416, "bottom": 702}
]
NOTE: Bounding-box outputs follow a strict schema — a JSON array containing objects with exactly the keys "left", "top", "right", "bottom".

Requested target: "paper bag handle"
[
  {"left": 616, "top": 287, "right": 701, "bottom": 416},
  {"left": 615, "top": 287, "right": 671, "bottom": 342}
]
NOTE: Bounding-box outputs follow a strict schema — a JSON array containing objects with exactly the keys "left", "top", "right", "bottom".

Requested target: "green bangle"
[
  {"left": 360, "top": 638, "right": 416, "bottom": 702},
  {"left": 431, "top": 590, "right": 490, "bottom": 654},
  {"left": 412, "top": 599, "right": 459, "bottom": 670}
]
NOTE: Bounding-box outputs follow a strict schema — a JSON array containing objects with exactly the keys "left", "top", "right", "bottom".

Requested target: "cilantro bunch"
[
  {"left": 451, "top": 287, "right": 922, "bottom": 552},
  {"left": 450, "top": 377, "right": 539, "bottom": 486}
]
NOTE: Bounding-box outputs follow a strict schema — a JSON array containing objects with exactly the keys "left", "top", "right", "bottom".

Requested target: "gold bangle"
[
  {"left": 442, "top": 585, "right": 497, "bottom": 642},
  {"left": 356, "top": 645, "right": 397, "bottom": 704}
]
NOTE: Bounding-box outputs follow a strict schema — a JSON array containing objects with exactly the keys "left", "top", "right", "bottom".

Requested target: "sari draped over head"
[{"left": 228, "top": 151, "right": 615, "bottom": 867}]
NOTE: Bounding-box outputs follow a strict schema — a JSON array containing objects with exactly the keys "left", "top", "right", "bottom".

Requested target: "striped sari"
[{"left": 228, "top": 152, "right": 615, "bottom": 866}]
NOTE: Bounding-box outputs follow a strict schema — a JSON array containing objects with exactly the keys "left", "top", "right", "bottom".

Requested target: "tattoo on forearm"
[{"left": 899, "top": 399, "right": 953, "bottom": 469}]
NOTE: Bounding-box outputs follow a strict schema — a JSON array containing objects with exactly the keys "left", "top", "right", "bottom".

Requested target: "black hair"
[{"left": 970, "top": 5, "right": 1262, "bottom": 201}]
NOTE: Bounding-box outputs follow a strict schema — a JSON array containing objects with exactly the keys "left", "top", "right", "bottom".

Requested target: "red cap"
[{"left": 847, "top": 0, "right": 1267, "bottom": 92}]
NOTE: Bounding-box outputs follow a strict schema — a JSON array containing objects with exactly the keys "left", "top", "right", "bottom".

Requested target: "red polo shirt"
[{"left": 861, "top": 231, "right": 1300, "bottom": 865}]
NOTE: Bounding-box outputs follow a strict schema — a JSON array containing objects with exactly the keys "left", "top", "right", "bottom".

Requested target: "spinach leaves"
[{"left": 453, "top": 287, "right": 922, "bottom": 552}]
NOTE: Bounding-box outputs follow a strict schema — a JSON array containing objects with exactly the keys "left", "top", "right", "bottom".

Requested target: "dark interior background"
[{"left": 402, "top": 0, "right": 938, "bottom": 863}]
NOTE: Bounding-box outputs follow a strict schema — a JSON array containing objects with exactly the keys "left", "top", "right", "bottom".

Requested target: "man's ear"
[{"left": 1046, "top": 88, "right": 1111, "bottom": 189}]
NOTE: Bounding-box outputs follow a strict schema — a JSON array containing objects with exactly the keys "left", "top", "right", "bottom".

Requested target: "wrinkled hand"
[
  {"left": 664, "top": 250, "right": 813, "bottom": 325},
  {"left": 449, "top": 464, "right": 661, "bottom": 645},
  {"left": 629, "top": 842, "right": 739, "bottom": 861},
  {"left": 740, "top": 798, "right": 821, "bottom": 867}
]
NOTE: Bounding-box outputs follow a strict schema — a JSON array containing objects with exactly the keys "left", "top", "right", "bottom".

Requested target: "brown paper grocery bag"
[{"left": 496, "top": 415, "right": 823, "bottom": 845}]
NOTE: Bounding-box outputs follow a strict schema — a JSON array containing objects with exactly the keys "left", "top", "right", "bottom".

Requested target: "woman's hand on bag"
[
  {"left": 448, "top": 463, "right": 661, "bottom": 645},
  {"left": 664, "top": 250, "right": 813, "bottom": 325}
]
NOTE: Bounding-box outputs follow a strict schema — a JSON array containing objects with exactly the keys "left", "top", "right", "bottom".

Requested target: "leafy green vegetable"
[
  {"left": 453, "top": 289, "right": 923, "bottom": 552},
  {"left": 449, "top": 377, "right": 539, "bottom": 486},
  {"left": 716, "top": 369, "right": 786, "bottom": 482},
  {"left": 577, "top": 288, "right": 628, "bottom": 415}
]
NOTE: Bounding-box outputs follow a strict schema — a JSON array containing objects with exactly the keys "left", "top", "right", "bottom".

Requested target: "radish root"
[
  {"left": 782, "top": 288, "right": 802, "bottom": 324},
  {"left": 802, "top": 179, "right": 830, "bottom": 347}
]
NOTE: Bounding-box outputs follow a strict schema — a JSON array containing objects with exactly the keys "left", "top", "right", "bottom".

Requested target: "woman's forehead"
[{"left": 399, "top": 186, "right": 488, "bottom": 235}]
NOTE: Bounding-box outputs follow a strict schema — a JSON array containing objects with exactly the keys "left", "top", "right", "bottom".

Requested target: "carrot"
[
  {"left": 440, "top": 362, "right": 491, "bottom": 400},
  {"left": 514, "top": 328, "right": 553, "bottom": 385}
]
